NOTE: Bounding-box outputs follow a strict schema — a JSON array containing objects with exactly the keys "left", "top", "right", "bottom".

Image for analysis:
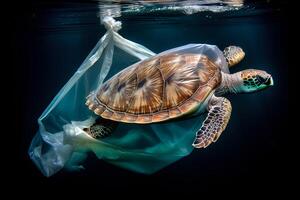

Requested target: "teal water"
[{"left": 14, "top": 0, "right": 288, "bottom": 193}]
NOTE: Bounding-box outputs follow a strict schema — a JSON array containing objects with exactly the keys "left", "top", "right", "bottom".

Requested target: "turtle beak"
[{"left": 265, "top": 75, "right": 274, "bottom": 86}]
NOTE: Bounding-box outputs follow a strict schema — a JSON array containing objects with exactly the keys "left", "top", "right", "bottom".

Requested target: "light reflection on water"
[
  {"left": 97, "top": 0, "right": 245, "bottom": 18},
  {"left": 32, "top": 0, "right": 282, "bottom": 32}
]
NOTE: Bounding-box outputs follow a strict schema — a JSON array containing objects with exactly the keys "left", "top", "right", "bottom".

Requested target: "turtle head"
[
  {"left": 238, "top": 69, "right": 274, "bottom": 93},
  {"left": 223, "top": 46, "right": 245, "bottom": 67}
]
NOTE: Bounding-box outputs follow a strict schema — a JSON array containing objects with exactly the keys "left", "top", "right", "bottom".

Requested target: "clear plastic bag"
[{"left": 29, "top": 17, "right": 228, "bottom": 177}]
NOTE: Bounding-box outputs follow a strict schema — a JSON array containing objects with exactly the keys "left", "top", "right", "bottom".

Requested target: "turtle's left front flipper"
[{"left": 193, "top": 96, "right": 232, "bottom": 148}]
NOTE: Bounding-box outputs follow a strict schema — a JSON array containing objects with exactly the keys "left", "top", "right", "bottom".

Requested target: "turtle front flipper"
[
  {"left": 84, "top": 118, "right": 118, "bottom": 139},
  {"left": 193, "top": 96, "right": 232, "bottom": 148},
  {"left": 223, "top": 46, "right": 245, "bottom": 68}
]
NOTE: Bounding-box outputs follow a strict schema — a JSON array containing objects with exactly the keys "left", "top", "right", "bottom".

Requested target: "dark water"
[{"left": 13, "top": 0, "right": 289, "bottom": 194}]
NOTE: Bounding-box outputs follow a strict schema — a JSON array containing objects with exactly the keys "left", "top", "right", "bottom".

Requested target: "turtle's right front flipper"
[{"left": 193, "top": 96, "right": 232, "bottom": 148}]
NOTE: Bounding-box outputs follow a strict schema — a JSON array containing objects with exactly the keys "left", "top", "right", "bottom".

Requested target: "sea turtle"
[{"left": 85, "top": 44, "right": 273, "bottom": 148}]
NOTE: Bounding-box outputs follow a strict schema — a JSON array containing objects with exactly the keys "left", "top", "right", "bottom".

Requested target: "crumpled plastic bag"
[{"left": 29, "top": 17, "right": 228, "bottom": 177}]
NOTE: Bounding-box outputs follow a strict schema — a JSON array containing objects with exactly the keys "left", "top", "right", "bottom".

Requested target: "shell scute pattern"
[{"left": 86, "top": 52, "right": 221, "bottom": 123}]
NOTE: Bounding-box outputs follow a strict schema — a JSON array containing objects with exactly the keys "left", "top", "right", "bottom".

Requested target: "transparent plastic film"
[
  {"left": 28, "top": 17, "right": 155, "bottom": 176},
  {"left": 28, "top": 16, "right": 228, "bottom": 177}
]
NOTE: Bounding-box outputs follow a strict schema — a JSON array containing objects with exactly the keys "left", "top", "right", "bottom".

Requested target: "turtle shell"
[{"left": 86, "top": 51, "right": 222, "bottom": 124}]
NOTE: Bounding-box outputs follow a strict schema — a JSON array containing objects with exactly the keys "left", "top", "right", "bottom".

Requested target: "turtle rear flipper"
[
  {"left": 193, "top": 96, "right": 232, "bottom": 148},
  {"left": 84, "top": 118, "right": 118, "bottom": 139}
]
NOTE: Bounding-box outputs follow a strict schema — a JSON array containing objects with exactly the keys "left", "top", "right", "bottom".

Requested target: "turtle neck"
[{"left": 216, "top": 72, "right": 243, "bottom": 95}]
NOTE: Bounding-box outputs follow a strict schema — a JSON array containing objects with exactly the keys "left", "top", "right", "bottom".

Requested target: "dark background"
[{"left": 11, "top": 0, "right": 290, "bottom": 196}]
